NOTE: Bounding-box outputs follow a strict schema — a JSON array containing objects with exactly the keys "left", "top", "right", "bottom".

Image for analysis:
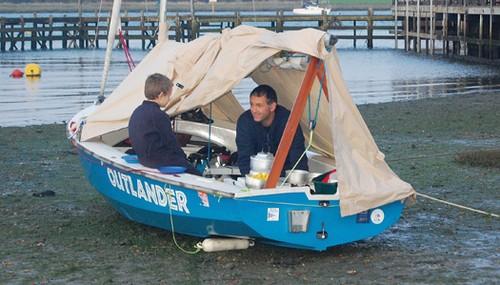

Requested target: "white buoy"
[{"left": 198, "top": 238, "right": 254, "bottom": 252}]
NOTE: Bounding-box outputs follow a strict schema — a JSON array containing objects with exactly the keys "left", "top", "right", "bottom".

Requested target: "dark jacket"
[
  {"left": 236, "top": 105, "right": 308, "bottom": 175},
  {"left": 128, "top": 101, "right": 199, "bottom": 175}
]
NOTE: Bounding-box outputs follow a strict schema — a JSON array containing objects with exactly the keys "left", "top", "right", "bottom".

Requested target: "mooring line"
[
  {"left": 416, "top": 192, "right": 499, "bottom": 218},
  {"left": 387, "top": 152, "right": 456, "bottom": 162},
  {"left": 164, "top": 183, "right": 201, "bottom": 255}
]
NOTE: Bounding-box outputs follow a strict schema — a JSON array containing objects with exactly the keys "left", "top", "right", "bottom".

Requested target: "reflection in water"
[
  {"left": 25, "top": 76, "right": 41, "bottom": 95},
  {"left": 0, "top": 49, "right": 499, "bottom": 127},
  {"left": 348, "top": 76, "right": 500, "bottom": 104}
]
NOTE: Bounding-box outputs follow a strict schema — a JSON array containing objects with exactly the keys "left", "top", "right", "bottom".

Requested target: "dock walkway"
[{"left": 0, "top": 10, "right": 397, "bottom": 51}]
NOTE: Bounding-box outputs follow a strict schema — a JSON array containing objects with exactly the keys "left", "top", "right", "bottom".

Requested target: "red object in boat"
[
  {"left": 220, "top": 153, "right": 231, "bottom": 164},
  {"left": 322, "top": 169, "right": 337, "bottom": 183},
  {"left": 10, "top": 69, "right": 24, "bottom": 78}
]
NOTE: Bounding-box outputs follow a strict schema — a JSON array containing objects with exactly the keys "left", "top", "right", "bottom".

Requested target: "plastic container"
[
  {"left": 311, "top": 171, "right": 338, "bottom": 194},
  {"left": 158, "top": 166, "right": 187, "bottom": 174},
  {"left": 121, "top": 155, "right": 139, "bottom": 164}
]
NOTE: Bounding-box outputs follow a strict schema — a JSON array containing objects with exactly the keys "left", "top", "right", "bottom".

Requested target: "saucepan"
[{"left": 285, "top": 169, "right": 310, "bottom": 186}]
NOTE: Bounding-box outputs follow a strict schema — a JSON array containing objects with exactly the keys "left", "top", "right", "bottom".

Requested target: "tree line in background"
[
  {"left": 4, "top": 0, "right": 302, "bottom": 2},
  {"left": 1, "top": 0, "right": 392, "bottom": 5}
]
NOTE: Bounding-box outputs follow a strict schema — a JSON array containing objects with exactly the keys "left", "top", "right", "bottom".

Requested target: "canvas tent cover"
[{"left": 81, "top": 25, "right": 415, "bottom": 216}]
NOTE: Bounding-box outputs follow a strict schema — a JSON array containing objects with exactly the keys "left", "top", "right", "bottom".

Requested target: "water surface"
[{"left": 1, "top": 48, "right": 499, "bottom": 127}]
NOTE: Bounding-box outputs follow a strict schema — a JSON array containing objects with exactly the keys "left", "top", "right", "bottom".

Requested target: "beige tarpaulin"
[
  {"left": 81, "top": 26, "right": 328, "bottom": 141},
  {"left": 81, "top": 25, "right": 415, "bottom": 216},
  {"left": 325, "top": 52, "right": 415, "bottom": 216}
]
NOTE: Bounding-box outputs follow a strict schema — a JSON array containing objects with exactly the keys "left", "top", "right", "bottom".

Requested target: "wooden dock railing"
[{"left": 0, "top": 10, "right": 400, "bottom": 51}]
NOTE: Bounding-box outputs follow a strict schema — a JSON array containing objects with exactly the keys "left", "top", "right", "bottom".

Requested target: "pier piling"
[{"left": 395, "top": 0, "right": 500, "bottom": 62}]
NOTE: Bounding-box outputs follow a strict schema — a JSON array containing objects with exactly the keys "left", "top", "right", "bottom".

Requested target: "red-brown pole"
[{"left": 265, "top": 56, "right": 321, "bottom": 188}]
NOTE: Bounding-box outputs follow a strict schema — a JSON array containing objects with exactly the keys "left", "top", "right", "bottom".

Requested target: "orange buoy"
[{"left": 10, "top": 69, "right": 24, "bottom": 78}]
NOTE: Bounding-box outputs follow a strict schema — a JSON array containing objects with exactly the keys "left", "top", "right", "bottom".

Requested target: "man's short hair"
[
  {"left": 144, "top": 73, "right": 172, "bottom": 100},
  {"left": 250, "top": 84, "right": 277, "bottom": 104}
]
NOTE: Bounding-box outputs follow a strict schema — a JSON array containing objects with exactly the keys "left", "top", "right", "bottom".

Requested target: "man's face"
[
  {"left": 157, "top": 87, "right": 172, "bottom": 107},
  {"left": 250, "top": 95, "right": 276, "bottom": 124}
]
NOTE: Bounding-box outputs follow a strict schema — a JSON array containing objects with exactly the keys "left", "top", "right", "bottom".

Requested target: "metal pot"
[
  {"left": 285, "top": 169, "right": 310, "bottom": 186},
  {"left": 245, "top": 174, "right": 266, "bottom": 189},
  {"left": 250, "top": 152, "right": 274, "bottom": 173}
]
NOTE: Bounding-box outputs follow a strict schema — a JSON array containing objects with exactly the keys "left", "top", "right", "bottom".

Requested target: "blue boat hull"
[{"left": 78, "top": 146, "right": 404, "bottom": 251}]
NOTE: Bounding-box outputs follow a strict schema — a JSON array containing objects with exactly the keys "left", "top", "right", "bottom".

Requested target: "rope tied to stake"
[{"left": 416, "top": 192, "right": 499, "bottom": 218}]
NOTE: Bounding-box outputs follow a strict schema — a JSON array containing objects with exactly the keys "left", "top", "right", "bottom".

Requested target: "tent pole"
[{"left": 265, "top": 56, "right": 321, "bottom": 188}]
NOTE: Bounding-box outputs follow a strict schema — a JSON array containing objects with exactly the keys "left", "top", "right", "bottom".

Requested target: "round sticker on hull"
[{"left": 370, "top": 209, "right": 385, "bottom": 224}]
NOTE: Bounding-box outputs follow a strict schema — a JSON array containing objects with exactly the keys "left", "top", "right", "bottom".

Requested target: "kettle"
[{"left": 250, "top": 152, "right": 274, "bottom": 173}]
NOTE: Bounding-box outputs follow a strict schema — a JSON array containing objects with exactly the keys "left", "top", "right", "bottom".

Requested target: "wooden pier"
[
  {"left": 395, "top": 0, "right": 500, "bottom": 61},
  {"left": 0, "top": 10, "right": 399, "bottom": 52}
]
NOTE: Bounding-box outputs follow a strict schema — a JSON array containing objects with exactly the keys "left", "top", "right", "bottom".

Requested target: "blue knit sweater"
[
  {"left": 236, "top": 105, "right": 308, "bottom": 175},
  {"left": 128, "top": 101, "right": 199, "bottom": 175}
]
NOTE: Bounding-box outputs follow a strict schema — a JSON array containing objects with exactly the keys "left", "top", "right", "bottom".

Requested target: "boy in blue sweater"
[{"left": 128, "top": 73, "right": 200, "bottom": 175}]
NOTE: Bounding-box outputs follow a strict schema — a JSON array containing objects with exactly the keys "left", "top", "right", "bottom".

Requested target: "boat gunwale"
[
  {"left": 73, "top": 137, "right": 340, "bottom": 202},
  {"left": 73, "top": 138, "right": 236, "bottom": 198}
]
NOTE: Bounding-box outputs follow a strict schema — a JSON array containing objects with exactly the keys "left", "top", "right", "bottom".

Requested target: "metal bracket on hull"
[{"left": 316, "top": 222, "right": 328, "bottom": 240}]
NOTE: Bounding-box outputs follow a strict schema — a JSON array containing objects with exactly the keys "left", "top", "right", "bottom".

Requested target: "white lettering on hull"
[{"left": 106, "top": 168, "right": 190, "bottom": 214}]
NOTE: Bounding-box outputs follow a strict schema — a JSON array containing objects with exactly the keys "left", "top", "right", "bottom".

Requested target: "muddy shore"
[{"left": 1, "top": 92, "right": 499, "bottom": 284}]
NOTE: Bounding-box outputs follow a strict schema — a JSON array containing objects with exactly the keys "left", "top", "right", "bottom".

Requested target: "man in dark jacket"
[
  {"left": 128, "top": 73, "right": 200, "bottom": 175},
  {"left": 236, "top": 84, "right": 308, "bottom": 175}
]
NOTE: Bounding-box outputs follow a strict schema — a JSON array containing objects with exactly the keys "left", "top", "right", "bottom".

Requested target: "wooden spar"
[{"left": 265, "top": 57, "right": 321, "bottom": 188}]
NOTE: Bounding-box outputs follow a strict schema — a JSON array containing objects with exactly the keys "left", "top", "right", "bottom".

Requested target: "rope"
[
  {"left": 387, "top": 152, "right": 456, "bottom": 162},
  {"left": 311, "top": 63, "right": 325, "bottom": 129},
  {"left": 281, "top": 130, "right": 314, "bottom": 187},
  {"left": 118, "top": 29, "right": 136, "bottom": 72},
  {"left": 164, "top": 184, "right": 201, "bottom": 254},
  {"left": 67, "top": 121, "right": 85, "bottom": 140},
  {"left": 416, "top": 192, "right": 499, "bottom": 218},
  {"left": 207, "top": 103, "right": 213, "bottom": 165},
  {"left": 94, "top": 0, "right": 104, "bottom": 48}
]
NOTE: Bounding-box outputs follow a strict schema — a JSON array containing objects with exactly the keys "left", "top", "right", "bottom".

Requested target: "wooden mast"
[
  {"left": 97, "top": 0, "right": 122, "bottom": 103},
  {"left": 158, "top": 0, "right": 168, "bottom": 43},
  {"left": 265, "top": 56, "right": 327, "bottom": 188}
]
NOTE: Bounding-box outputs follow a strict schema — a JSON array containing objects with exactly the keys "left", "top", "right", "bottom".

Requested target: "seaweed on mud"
[{"left": 455, "top": 149, "right": 500, "bottom": 168}]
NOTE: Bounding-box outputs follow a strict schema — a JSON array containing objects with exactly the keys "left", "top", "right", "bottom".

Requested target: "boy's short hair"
[{"left": 144, "top": 73, "right": 172, "bottom": 100}]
